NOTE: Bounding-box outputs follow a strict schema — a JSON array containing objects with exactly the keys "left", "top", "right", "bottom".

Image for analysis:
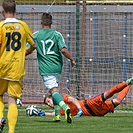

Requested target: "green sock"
[
  {"left": 54, "top": 105, "right": 60, "bottom": 116},
  {"left": 59, "top": 101, "right": 68, "bottom": 110},
  {"left": 52, "top": 92, "right": 68, "bottom": 111}
]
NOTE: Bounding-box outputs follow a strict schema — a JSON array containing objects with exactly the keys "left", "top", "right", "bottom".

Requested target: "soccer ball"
[
  {"left": 16, "top": 99, "right": 22, "bottom": 107},
  {"left": 25, "top": 105, "right": 39, "bottom": 116}
]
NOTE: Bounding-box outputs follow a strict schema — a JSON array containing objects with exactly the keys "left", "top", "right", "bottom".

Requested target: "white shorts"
[{"left": 42, "top": 75, "right": 60, "bottom": 93}]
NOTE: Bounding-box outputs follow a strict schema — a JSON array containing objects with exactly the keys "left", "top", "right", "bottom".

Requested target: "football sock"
[
  {"left": 52, "top": 92, "right": 68, "bottom": 111},
  {"left": 115, "top": 85, "right": 130, "bottom": 103},
  {"left": 54, "top": 105, "right": 60, "bottom": 116},
  {"left": 104, "top": 82, "right": 127, "bottom": 99},
  {"left": 8, "top": 104, "right": 18, "bottom": 133},
  {"left": 59, "top": 101, "right": 68, "bottom": 110},
  {"left": 0, "top": 96, "right": 4, "bottom": 118}
]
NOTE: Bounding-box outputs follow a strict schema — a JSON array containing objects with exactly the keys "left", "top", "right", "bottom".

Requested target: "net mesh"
[{"left": 0, "top": 1, "right": 132, "bottom": 109}]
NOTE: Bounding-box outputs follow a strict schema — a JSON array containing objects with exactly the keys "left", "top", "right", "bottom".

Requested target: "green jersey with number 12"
[{"left": 34, "top": 28, "right": 67, "bottom": 76}]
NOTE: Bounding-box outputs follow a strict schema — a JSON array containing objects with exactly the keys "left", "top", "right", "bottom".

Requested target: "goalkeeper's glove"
[
  {"left": 74, "top": 108, "right": 83, "bottom": 117},
  {"left": 38, "top": 109, "right": 45, "bottom": 116}
]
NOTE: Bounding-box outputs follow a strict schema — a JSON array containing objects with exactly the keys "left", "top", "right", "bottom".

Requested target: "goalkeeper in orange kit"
[{"left": 36, "top": 77, "right": 132, "bottom": 117}]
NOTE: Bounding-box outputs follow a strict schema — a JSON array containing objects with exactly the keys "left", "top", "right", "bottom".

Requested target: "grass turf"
[{"left": 2, "top": 107, "right": 133, "bottom": 133}]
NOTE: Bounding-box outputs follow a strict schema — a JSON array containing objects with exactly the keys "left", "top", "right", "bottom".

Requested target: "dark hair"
[
  {"left": 41, "top": 12, "right": 52, "bottom": 26},
  {"left": 2, "top": 0, "right": 16, "bottom": 14},
  {"left": 43, "top": 94, "right": 52, "bottom": 104}
]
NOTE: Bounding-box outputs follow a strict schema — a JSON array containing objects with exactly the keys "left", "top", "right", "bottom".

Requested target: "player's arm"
[
  {"left": 23, "top": 22, "right": 37, "bottom": 56},
  {"left": 37, "top": 109, "right": 55, "bottom": 116},
  {"left": 25, "top": 35, "right": 36, "bottom": 56},
  {"left": 67, "top": 96, "right": 81, "bottom": 108},
  {"left": 45, "top": 112, "right": 55, "bottom": 116},
  {"left": 61, "top": 48, "right": 76, "bottom": 69},
  {"left": 26, "top": 43, "right": 36, "bottom": 56},
  {"left": 67, "top": 96, "right": 83, "bottom": 117},
  {"left": 58, "top": 32, "right": 76, "bottom": 69}
]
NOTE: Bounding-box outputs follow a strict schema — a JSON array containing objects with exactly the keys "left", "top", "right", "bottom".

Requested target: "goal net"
[{"left": 0, "top": 0, "right": 132, "bottom": 111}]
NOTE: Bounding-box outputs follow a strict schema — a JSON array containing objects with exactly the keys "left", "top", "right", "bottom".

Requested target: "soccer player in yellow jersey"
[{"left": 0, "top": 0, "right": 36, "bottom": 133}]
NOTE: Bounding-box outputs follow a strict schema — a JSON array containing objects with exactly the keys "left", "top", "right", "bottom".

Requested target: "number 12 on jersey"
[{"left": 41, "top": 39, "right": 55, "bottom": 55}]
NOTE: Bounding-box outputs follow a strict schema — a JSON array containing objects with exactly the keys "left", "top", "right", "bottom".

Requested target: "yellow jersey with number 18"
[{"left": 0, "top": 18, "right": 35, "bottom": 81}]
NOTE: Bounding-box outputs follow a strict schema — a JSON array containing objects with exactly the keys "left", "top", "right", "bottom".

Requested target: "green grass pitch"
[{"left": 2, "top": 106, "right": 133, "bottom": 133}]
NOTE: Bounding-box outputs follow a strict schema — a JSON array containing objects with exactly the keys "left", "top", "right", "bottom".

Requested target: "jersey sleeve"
[
  {"left": 56, "top": 31, "right": 67, "bottom": 50},
  {"left": 22, "top": 21, "right": 35, "bottom": 45}
]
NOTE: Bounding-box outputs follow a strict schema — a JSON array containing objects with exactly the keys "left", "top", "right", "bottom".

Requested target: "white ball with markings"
[
  {"left": 16, "top": 99, "right": 22, "bottom": 107},
  {"left": 26, "top": 105, "right": 39, "bottom": 116}
]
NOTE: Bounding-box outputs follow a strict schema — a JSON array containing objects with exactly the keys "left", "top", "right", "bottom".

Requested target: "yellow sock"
[
  {"left": 0, "top": 96, "right": 4, "bottom": 118},
  {"left": 8, "top": 104, "right": 18, "bottom": 133}
]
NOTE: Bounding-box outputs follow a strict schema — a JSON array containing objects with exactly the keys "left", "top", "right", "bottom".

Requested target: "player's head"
[
  {"left": 41, "top": 12, "right": 52, "bottom": 26},
  {"left": 2, "top": 0, "right": 16, "bottom": 16},
  {"left": 44, "top": 94, "right": 54, "bottom": 108}
]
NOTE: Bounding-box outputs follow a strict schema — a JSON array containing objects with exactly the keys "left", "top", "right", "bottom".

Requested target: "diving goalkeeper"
[{"left": 36, "top": 77, "right": 132, "bottom": 117}]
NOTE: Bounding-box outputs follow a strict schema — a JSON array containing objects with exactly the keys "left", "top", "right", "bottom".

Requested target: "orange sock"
[
  {"left": 115, "top": 85, "right": 130, "bottom": 103},
  {"left": 105, "top": 82, "right": 127, "bottom": 99}
]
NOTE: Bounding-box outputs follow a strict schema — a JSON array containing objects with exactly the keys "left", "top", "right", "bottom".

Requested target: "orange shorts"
[{"left": 0, "top": 78, "right": 22, "bottom": 99}]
